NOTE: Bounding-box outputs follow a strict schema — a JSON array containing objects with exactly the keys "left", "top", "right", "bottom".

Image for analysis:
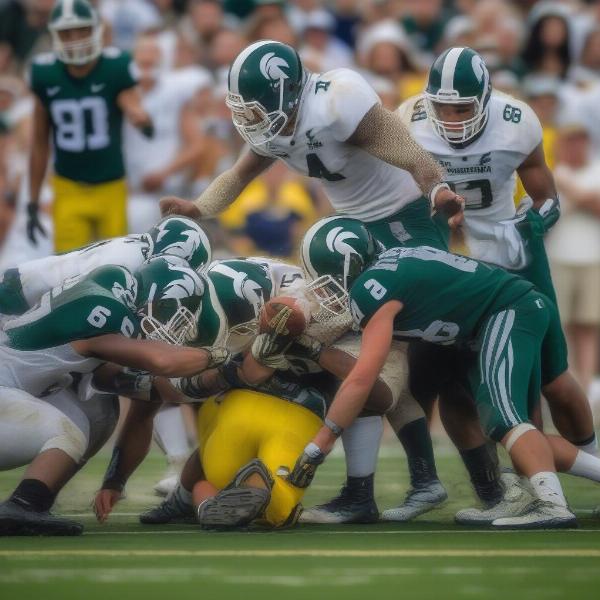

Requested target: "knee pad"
[
  {"left": 226, "top": 458, "right": 274, "bottom": 492},
  {"left": 83, "top": 395, "right": 120, "bottom": 460},
  {"left": 40, "top": 414, "right": 88, "bottom": 464},
  {"left": 386, "top": 389, "right": 426, "bottom": 432}
]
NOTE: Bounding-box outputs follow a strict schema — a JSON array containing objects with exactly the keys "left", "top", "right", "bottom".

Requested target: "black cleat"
[
  {"left": 139, "top": 494, "right": 196, "bottom": 525},
  {"left": 0, "top": 500, "right": 83, "bottom": 536},
  {"left": 299, "top": 485, "right": 379, "bottom": 524}
]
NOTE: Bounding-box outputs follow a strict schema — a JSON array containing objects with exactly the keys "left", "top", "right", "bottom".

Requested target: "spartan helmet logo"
[
  {"left": 112, "top": 269, "right": 138, "bottom": 309},
  {"left": 326, "top": 227, "right": 360, "bottom": 259},
  {"left": 259, "top": 52, "right": 290, "bottom": 82},
  {"left": 471, "top": 54, "right": 485, "bottom": 83},
  {"left": 156, "top": 221, "right": 202, "bottom": 262},
  {"left": 158, "top": 263, "right": 204, "bottom": 301}
]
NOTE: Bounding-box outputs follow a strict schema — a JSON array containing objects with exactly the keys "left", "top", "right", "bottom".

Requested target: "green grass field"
[{"left": 1, "top": 444, "right": 600, "bottom": 600}]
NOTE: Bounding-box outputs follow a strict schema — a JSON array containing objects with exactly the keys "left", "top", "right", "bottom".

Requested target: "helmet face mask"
[
  {"left": 227, "top": 41, "right": 305, "bottom": 146},
  {"left": 425, "top": 47, "right": 491, "bottom": 146},
  {"left": 301, "top": 217, "right": 379, "bottom": 319},
  {"left": 49, "top": 1, "right": 103, "bottom": 66},
  {"left": 135, "top": 255, "right": 205, "bottom": 345}
]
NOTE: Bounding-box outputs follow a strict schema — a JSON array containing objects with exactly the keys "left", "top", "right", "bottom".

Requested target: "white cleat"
[
  {"left": 153, "top": 473, "right": 179, "bottom": 497},
  {"left": 455, "top": 472, "right": 534, "bottom": 525},
  {"left": 381, "top": 480, "right": 447, "bottom": 522},
  {"left": 492, "top": 500, "right": 577, "bottom": 530}
]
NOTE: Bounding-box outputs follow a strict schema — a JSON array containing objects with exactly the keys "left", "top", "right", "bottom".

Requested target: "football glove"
[
  {"left": 284, "top": 442, "right": 326, "bottom": 488},
  {"left": 251, "top": 332, "right": 293, "bottom": 369},
  {"left": 26, "top": 202, "right": 47, "bottom": 245}
]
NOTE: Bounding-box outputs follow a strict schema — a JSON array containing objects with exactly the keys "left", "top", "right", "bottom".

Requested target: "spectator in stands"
[
  {"left": 547, "top": 119, "right": 600, "bottom": 393},
  {"left": 125, "top": 34, "right": 212, "bottom": 233},
  {"left": 400, "top": 0, "right": 453, "bottom": 61},
  {"left": 218, "top": 161, "right": 317, "bottom": 259},
  {"left": 522, "top": 4, "right": 573, "bottom": 78}
]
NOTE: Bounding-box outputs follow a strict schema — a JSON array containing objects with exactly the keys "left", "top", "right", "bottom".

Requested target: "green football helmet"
[
  {"left": 135, "top": 254, "right": 206, "bottom": 345},
  {"left": 226, "top": 40, "right": 306, "bottom": 146},
  {"left": 207, "top": 259, "right": 273, "bottom": 340},
  {"left": 145, "top": 216, "right": 212, "bottom": 272},
  {"left": 424, "top": 47, "right": 491, "bottom": 146},
  {"left": 300, "top": 216, "right": 378, "bottom": 317},
  {"left": 48, "top": 0, "right": 103, "bottom": 66}
]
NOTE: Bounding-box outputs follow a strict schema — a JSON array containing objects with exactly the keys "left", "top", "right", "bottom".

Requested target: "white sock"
[
  {"left": 153, "top": 406, "right": 190, "bottom": 464},
  {"left": 172, "top": 482, "right": 193, "bottom": 507},
  {"left": 529, "top": 472, "right": 567, "bottom": 507},
  {"left": 567, "top": 450, "right": 600, "bottom": 483},
  {"left": 576, "top": 434, "right": 598, "bottom": 457},
  {"left": 342, "top": 416, "right": 383, "bottom": 478}
]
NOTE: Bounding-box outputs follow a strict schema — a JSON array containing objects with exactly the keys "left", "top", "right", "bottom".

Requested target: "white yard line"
[{"left": 2, "top": 549, "right": 600, "bottom": 558}]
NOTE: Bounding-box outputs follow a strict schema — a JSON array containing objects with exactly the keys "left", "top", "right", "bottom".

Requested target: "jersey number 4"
[
  {"left": 306, "top": 154, "right": 345, "bottom": 181},
  {"left": 50, "top": 97, "right": 110, "bottom": 152}
]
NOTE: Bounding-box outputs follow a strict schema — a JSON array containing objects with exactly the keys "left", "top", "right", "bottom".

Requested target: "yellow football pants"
[
  {"left": 197, "top": 389, "right": 322, "bottom": 527},
  {"left": 52, "top": 175, "right": 128, "bottom": 253}
]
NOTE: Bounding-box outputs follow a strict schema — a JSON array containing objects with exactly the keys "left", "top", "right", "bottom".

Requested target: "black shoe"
[
  {"left": 0, "top": 500, "right": 83, "bottom": 536},
  {"left": 139, "top": 494, "right": 196, "bottom": 525},
  {"left": 299, "top": 485, "right": 379, "bottom": 524}
]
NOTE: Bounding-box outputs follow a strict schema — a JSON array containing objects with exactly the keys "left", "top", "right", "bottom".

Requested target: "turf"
[{"left": 1, "top": 445, "right": 599, "bottom": 599}]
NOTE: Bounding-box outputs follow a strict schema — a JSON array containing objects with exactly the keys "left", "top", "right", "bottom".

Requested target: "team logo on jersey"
[
  {"left": 259, "top": 52, "right": 290, "bottom": 82},
  {"left": 479, "top": 152, "right": 491, "bottom": 166},
  {"left": 326, "top": 227, "right": 360, "bottom": 258},
  {"left": 91, "top": 83, "right": 105, "bottom": 93},
  {"left": 47, "top": 86, "right": 61, "bottom": 97},
  {"left": 306, "top": 129, "right": 323, "bottom": 150}
]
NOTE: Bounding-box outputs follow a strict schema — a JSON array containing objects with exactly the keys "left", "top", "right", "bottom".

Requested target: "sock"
[
  {"left": 396, "top": 417, "right": 438, "bottom": 487},
  {"left": 529, "top": 472, "right": 567, "bottom": 507},
  {"left": 154, "top": 406, "right": 190, "bottom": 464},
  {"left": 344, "top": 473, "right": 375, "bottom": 501},
  {"left": 10, "top": 479, "right": 56, "bottom": 513},
  {"left": 574, "top": 433, "right": 598, "bottom": 456},
  {"left": 567, "top": 450, "right": 600, "bottom": 483},
  {"left": 171, "top": 482, "right": 193, "bottom": 507},
  {"left": 342, "top": 416, "right": 383, "bottom": 478},
  {"left": 459, "top": 442, "right": 503, "bottom": 507}
]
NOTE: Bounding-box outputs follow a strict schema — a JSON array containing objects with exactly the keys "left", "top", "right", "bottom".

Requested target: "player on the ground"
[
  {"left": 0, "top": 215, "right": 211, "bottom": 318},
  {"left": 160, "top": 39, "right": 467, "bottom": 519},
  {"left": 27, "top": 0, "right": 153, "bottom": 252},
  {"left": 0, "top": 255, "right": 224, "bottom": 536},
  {"left": 287, "top": 235, "right": 600, "bottom": 529},
  {"left": 396, "top": 46, "right": 597, "bottom": 523}
]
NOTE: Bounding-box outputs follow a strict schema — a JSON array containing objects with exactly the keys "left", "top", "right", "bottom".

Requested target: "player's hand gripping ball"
[{"left": 258, "top": 296, "right": 307, "bottom": 337}]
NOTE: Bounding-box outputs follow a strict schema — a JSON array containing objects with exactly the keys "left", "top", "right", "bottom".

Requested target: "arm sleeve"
[{"left": 326, "top": 70, "right": 380, "bottom": 142}]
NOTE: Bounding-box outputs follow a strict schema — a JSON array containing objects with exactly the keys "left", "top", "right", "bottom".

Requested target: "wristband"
[
  {"left": 304, "top": 441, "right": 325, "bottom": 459},
  {"left": 101, "top": 447, "right": 127, "bottom": 492},
  {"left": 324, "top": 417, "right": 344, "bottom": 437},
  {"left": 428, "top": 182, "right": 451, "bottom": 209}
]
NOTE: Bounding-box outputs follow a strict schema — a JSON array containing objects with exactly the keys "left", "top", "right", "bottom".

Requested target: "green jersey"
[
  {"left": 350, "top": 246, "right": 534, "bottom": 346},
  {"left": 30, "top": 47, "right": 137, "bottom": 184},
  {"left": 4, "top": 265, "right": 140, "bottom": 351}
]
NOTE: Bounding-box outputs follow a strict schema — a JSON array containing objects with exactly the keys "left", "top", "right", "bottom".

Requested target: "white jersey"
[
  {"left": 398, "top": 91, "right": 542, "bottom": 269},
  {"left": 247, "top": 256, "right": 305, "bottom": 295},
  {"left": 12, "top": 235, "right": 150, "bottom": 310},
  {"left": 254, "top": 69, "right": 422, "bottom": 221},
  {"left": 0, "top": 334, "right": 101, "bottom": 398}
]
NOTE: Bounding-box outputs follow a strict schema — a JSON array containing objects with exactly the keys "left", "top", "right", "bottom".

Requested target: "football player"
[
  {"left": 27, "top": 0, "right": 153, "bottom": 252},
  {"left": 397, "top": 47, "right": 597, "bottom": 523},
  {"left": 160, "top": 39, "right": 466, "bottom": 519},
  {"left": 286, "top": 220, "right": 600, "bottom": 529},
  {"left": 0, "top": 215, "right": 211, "bottom": 318},
  {"left": 0, "top": 255, "right": 224, "bottom": 536}
]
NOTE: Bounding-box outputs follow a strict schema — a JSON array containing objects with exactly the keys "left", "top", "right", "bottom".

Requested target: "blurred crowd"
[{"left": 1, "top": 0, "right": 600, "bottom": 393}]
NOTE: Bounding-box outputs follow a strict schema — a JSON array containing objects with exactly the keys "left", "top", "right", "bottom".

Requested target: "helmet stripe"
[
  {"left": 64, "top": 0, "right": 75, "bottom": 19},
  {"left": 440, "top": 47, "right": 465, "bottom": 91},
  {"left": 229, "top": 40, "right": 275, "bottom": 95}
]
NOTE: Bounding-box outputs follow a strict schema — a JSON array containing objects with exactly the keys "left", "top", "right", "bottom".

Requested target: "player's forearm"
[
  {"left": 101, "top": 399, "right": 158, "bottom": 490},
  {"left": 191, "top": 168, "right": 246, "bottom": 217},
  {"left": 350, "top": 104, "right": 445, "bottom": 196},
  {"left": 28, "top": 137, "right": 49, "bottom": 203}
]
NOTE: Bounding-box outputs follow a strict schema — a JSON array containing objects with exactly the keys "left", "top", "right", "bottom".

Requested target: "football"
[{"left": 258, "top": 295, "right": 308, "bottom": 337}]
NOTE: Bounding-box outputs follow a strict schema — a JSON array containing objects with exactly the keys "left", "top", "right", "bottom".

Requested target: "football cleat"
[
  {"left": 299, "top": 484, "right": 379, "bottom": 524},
  {"left": 455, "top": 472, "right": 535, "bottom": 526},
  {"left": 380, "top": 480, "right": 447, "bottom": 522},
  {"left": 139, "top": 494, "right": 196, "bottom": 525},
  {"left": 0, "top": 500, "right": 83, "bottom": 536},
  {"left": 492, "top": 500, "right": 577, "bottom": 530},
  {"left": 197, "top": 487, "right": 271, "bottom": 529}
]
